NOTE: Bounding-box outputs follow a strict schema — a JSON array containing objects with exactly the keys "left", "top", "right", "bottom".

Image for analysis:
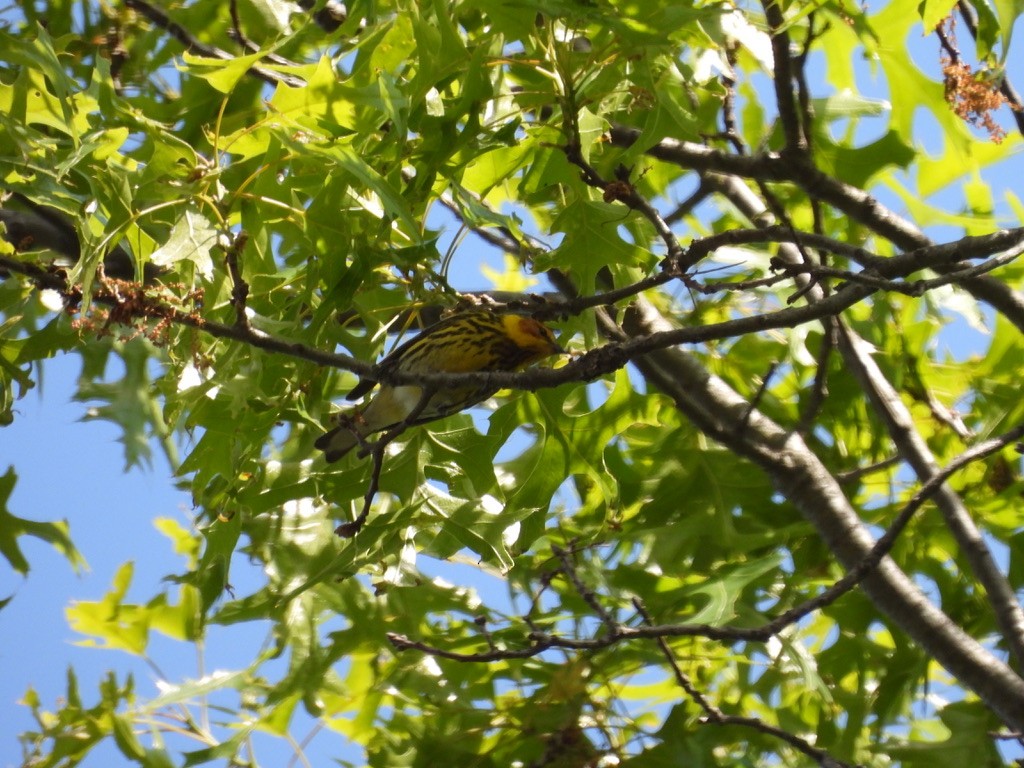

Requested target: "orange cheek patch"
[{"left": 518, "top": 317, "right": 541, "bottom": 339}]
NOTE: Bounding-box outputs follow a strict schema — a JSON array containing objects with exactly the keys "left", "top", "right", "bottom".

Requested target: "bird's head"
[{"left": 502, "top": 315, "right": 564, "bottom": 362}]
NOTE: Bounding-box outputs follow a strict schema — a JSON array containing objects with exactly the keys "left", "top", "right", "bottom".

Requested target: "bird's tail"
[
  {"left": 314, "top": 423, "right": 362, "bottom": 463},
  {"left": 317, "top": 387, "right": 418, "bottom": 462}
]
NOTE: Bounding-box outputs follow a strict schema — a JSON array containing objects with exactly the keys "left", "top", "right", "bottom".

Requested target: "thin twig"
[
  {"left": 717, "top": 47, "right": 746, "bottom": 155},
  {"left": 796, "top": 316, "right": 835, "bottom": 437},
  {"left": 738, "top": 362, "right": 779, "bottom": 433},
  {"left": 761, "top": 0, "right": 807, "bottom": 154},
  {"left": 560, "top": 104, "right": 685, "bottom": 263},
  {"left": 636, "top": 596, "right": 861, "bottom": 768},
  {"left": 125, "top": 0, "right": 305, "bottom": 88},
  {"left": 553, "top": 546, "right": 618, "bottom": 630},
  {"left": 835, "top": 455, "right": 903, "bottom": 484},
  {"left": 0, "top": 254, "right": 369, "bottom": 374},
  {"left": 631, "top": 598, "right": 720, "bottom": 713},
  {"left": 4, "top": 223, "right": 1022, "bottom": 395},
  {"left": 335, "top": 389, "right": 436, "bottom": 537},
  {"left": 664, "top": 179, "right": 716, "bottom": 225}
]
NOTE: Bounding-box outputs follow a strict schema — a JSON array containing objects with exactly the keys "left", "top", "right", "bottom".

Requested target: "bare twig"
[
  {"left": 0, "top": 254, "right": 369, "bottom": 374},
  {"left": 228, "top": 0, "right": 254, "bottom": 51},
  {"left": 835, "top": 455, "right": 903, "bottom": 484},
  {"left": 716, "top": 47, "right": 746, "bottom": 155},
  {"left": 225, "top": 231, "right": 251, "bottom": 329},
  {"left": 738, "top": 362, "right": 779, "bottom": 433},
  {"left": 679, "top": 223, "right": 879, "bottom": 270},
  {"left": 553, "top": 546, "right": 618, "bottom": 630},
  {"left": 793, "top": 15, "right": 826, "bottom": 160},
  {"left": 636, "top": 595, "right": 861, "bottom": 768},
  {"left": 796, "top": 316, "right": 836, "bottom": 437},
  {"left": 631, "top": 598, "right": 719, "bottom": 712},
  {"left": 664, "top": 179, "right": 716, "bottom": 225}
]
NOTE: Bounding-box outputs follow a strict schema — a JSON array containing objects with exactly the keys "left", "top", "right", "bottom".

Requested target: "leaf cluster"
[{"left": 4, "top": 0, "right": 1024, "bottom": 766}]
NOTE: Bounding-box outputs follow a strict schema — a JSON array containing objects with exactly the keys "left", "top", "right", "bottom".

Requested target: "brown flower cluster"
[{"left": 942, "top": 58, "right": 1013, "bottom": 143}]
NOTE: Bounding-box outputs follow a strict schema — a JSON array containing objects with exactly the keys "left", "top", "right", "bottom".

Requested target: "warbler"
[{"left": 316, "top": 311, "right": 563, "bottom": 462}]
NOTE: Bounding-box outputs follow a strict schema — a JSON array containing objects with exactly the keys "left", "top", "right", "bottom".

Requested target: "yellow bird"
[{"left": 316, "top": 310, "right": 563, "bottom": 462}]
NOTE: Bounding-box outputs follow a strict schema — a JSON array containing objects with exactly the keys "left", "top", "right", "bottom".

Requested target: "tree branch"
[
  {"left": 618, "top": 297, "right": 1024, "bottom": 731},
  {"left": 761, "top": 0, "right": 808, "bottom": 154},
  {"left": 637, "top": 594, "right": 858, "bottom": 768},
  {"left": 8, "top": 221, "right": 1018, "bottom": 397},
  {"left": 703, "top": 155, "right": 1024, "bottom": 671},
  {"left": 388, "top": 419, "right": 1021, "bottom": 685},
  {"left": 0, "top": 254, "right": 369, "bottom": 375},
  {"left": 124, "top": 0, "right": 305, "bottom": 88},
  {"left": 608, "top": 124, "right": 1024, "bottom": 332},
  {"left": 835, "top": 320, "right": 1024, "bottom": 667}
]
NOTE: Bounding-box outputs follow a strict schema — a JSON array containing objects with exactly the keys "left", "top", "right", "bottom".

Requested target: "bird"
[{"left": 315, "top": 310, "right": 563, "bottom": 462}]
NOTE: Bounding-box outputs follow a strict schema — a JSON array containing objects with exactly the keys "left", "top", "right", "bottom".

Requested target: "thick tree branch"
[
  {"left": 710, "top": 162, "right": 1024, "bottom": 669},
  {"left": 618, "top": 297, "right": 1024, "bottom": 731}
]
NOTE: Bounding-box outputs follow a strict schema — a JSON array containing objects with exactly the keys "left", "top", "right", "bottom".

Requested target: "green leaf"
[
  {"left": 195, "top": 512, "right": 242, "bottom": 615},
  {"left": 0, "top": 466, "right": 84, "bottom": 577},
  {"left": 988, "top": 0, "right": 1024, "bottom": 63},
  {"left": 684, "top": 553, "right": 783, "bottom": 625},
  {"left": 181, "top": 50, "right": 271, "bottom": 94},
  {"left": 330, "top": 145, "right": 422, "bottom": 238},
  {"left": 111, "top": 713, "right": 146, "bottom": 761},
  {"left": 143, "top": 667, "right": 252, "bottom": 711},
  {"left": 149, "top": 208, "right": 218, "bottom": 278},
  {"left": 918, "top": 0, "right": 958, "bottom": 32},
  {"left": 883, "top": 701, "right": 1003, "bottom": 766},
  {"left": 419, "top": 486, "right": 515, "bottom": 570},
  {"left": 74, "top": 340, "right": 162, "bottom": 470},
  {"left": 182, "top": 729, "right": 256, "bottom": 767},
  {"left": 543, "top": 199, "right": 649, "bottom": 293},
  {"left": 64, "top": 562, "right": 177, "bottom": 655}
]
